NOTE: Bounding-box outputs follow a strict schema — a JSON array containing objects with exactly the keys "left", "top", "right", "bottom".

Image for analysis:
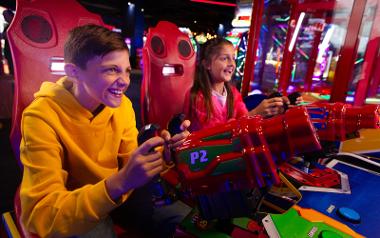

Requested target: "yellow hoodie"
[{"left": 20, "top": 77, "right": 138, "bottom": 237}]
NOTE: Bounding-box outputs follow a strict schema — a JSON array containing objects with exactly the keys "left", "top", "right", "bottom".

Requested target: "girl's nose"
[{"left": 228, "top": 58, "right": 236, "bottom": 66}]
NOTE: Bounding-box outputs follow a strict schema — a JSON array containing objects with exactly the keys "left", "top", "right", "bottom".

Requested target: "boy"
[{"left": 20, "top": 24, "right": 189, "bottom": 237}]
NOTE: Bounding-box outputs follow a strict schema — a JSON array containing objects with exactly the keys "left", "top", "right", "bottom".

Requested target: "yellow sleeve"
[
  {"left": 115, "top": 97, "right": 139, "bottom": 202},
  {"left": 20, "top": 114, "right": 120, "bottom": 238},
  {"left": 117, "top": 98, "right": 139, "bottom": 167}
]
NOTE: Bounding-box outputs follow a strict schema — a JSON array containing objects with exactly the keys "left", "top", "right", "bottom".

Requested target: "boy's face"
[
  {"left": 207, "top": 43, "right": 236, "bottom": 84},
  {"left": 74, "top": 49, "right": 131, "bottom": 111}
]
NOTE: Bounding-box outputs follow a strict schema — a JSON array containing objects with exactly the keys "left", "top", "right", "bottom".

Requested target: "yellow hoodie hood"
[{"left": 33, "top": 76, "right": 114, "bottom": 123}]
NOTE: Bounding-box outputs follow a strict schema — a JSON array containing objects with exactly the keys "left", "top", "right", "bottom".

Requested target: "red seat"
[
  {"left": 141, "top": 21, "right": 196, "bottom": 129},
  {"left": 6, "top": 0, "right": 109, "bottom": 237},
  {"left": 8, "top": 0, "right": 108, "bottom": 162}
]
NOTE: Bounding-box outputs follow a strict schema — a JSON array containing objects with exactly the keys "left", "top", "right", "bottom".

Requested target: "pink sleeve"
[
  {"left": 188, "top": 91, "right": 225, "bottom": 131},
  {"left": 192, "top": 93, "right": 210, "bottom": 130},
  {"left": 232, "top": 87, "right": 248, "bottom": 119},
  {"left": 183, "top": 90, "right": 207, "bottom": 123}
]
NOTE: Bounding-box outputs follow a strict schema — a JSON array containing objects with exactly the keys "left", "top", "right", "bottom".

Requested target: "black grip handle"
[
  {"left": 137, "top": 124, "right": 161, "bottom": 152},
  {"left": 288, "top": 92, "right": 302, "bottom": 105},
  {"left": 267, "top": 91, "right": 288, "bottom": 111},
  {"left": 267, "top": 91, "right": 282, "bottom": 99},
  {"left": 168, "top": 113, "right": 186, "bottom": 136}
]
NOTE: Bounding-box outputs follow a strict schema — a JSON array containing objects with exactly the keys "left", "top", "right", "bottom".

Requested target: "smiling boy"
[{"left": 19, "top": 24, "right": 189, "bottom": 238}]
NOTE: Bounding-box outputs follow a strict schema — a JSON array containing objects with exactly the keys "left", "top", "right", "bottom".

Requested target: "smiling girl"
[{"left": 185, "top": 37, "right": 285, "bottom": 131}]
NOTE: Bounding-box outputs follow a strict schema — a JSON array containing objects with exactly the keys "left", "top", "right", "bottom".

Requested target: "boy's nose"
[{"left": 117, "top": 75, "right": 129, "bottom": 87}]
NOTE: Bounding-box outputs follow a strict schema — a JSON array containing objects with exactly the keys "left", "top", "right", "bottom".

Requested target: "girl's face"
[{"left": 206, "top": 43, "right": 236, "bottom": 84}]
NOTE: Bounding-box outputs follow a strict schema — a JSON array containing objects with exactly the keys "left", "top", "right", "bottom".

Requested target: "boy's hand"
[
  {"left": 161, "top": 120, "right": 191, "bottom": 163},
  {"left": 106, "top": 137, "right": 165, "bottom": 201},
  {"left": 162, "top": 119, "right": 191, "bottom": 148}
]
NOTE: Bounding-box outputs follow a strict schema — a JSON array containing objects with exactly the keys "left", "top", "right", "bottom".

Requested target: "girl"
[{"left": 185, "top": 37, "right": 285, "bottom": 131}]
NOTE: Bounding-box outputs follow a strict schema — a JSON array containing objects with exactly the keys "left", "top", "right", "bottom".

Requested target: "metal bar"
[
  {"left": 241, "top": 0, "right": 264, "bottom": 97},
  {"left": 304, "top": 12, "right": 324, "bottom": 92},
  {"left": 330, "top": 0, "right": 367, "bottom": 102},
  {"left": 355, "top": 0, "right": 380, "bottom": 104},
  {"left": 278, "top": 4, "right": 298, "bottom": 95}
]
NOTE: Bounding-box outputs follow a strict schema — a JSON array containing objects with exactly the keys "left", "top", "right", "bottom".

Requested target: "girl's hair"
[{"left": 189, "top": 37, "right": 235, "bottom": 121}]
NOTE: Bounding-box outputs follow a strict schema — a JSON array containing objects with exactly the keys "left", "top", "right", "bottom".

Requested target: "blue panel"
[{"left": 298, "top": 162, "right": 380, "bottom": 237}]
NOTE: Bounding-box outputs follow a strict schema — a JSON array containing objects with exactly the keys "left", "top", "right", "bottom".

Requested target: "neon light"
[
  {"left": 50, "top": 57, "right": 65, "bottom": 75},
  {"left": 162, "top": 66, "right": 175, "bottom": 76},
  {"left": 238, "top": 16, "right": 250, "bottom": 21},
  {"left": 2, "top": 212, "right": 21, "bottom": 238},
  {"left": 51, "top": 62, "right": 65, "bottom": 72},
  {"left": 296, "top": 47, "right": 309, "bottom": 60},
  {"left": 272, "top": 36, "right": 283, "bottom": 47},
  {"left": 366, "top": 98, "right": 380, "bottom": 104},
  {"left": 291, "top": 62, "right": 296, "bottom": 82},
  {"left": 275, "top": 16, "right": 290, "bottom": 22},
  {"left": 190, "top": 0, "right": 237, "bottom": 7},
  {"left": 317, "top": 26, "right": 334, "bottom": 63},
  {"left": 288, "top": 12, "right": 305, "bottom": 52},
  {"left": 355, "top": 58, "right": 364, "bottom": 64},
  {"left": 345, "top": 96, "right": 354, "bottom": 102}
]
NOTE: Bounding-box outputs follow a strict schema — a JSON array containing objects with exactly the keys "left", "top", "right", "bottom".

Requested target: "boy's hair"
[
  {"left": 190, "top": 37, "right": 235, "bottom": 121},
  {"left": 64, "top": 24, "right": 129, "bottom": 69}
]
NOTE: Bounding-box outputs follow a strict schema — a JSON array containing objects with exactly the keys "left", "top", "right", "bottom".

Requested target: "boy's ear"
[{"left": 64, "top": 63, "right": 79, "bottom": 79}]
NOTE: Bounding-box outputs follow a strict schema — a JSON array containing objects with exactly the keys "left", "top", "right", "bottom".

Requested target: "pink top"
[{"left": 184, "top": 86, "right": 248, "bottom": 132}]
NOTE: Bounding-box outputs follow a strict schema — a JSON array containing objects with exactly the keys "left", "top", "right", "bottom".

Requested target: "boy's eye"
[{"left": 104, "top": 67, "right": 119, "bottom": 74}]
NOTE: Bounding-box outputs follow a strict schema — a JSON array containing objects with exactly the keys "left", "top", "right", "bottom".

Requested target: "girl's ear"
[
  {"left": 64, "top": 63, "right": 79, "bottom": 80},
  {"left": 202, "top": 59, "right": 211, "bottom": 70}
]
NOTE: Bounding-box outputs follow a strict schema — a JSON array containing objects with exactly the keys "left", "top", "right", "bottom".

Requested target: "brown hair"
[
  {"left": 64, "top": 24, "right": 129, "bottom": 69},
  {"left": 189, "top": 37, "right": 235, "bottom": 121}
]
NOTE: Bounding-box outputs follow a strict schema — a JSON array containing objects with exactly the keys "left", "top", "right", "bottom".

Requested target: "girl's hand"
[
  {"left": 249, "top": 97, "right": 284, "bottom": 118},
  {"left": 288, "top": 96, "right": 304, "bottom": 108}
]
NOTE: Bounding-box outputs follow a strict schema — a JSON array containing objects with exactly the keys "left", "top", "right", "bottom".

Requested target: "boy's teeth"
[{"left": 109, "top": 89, "right": 122, "bottom": 95}]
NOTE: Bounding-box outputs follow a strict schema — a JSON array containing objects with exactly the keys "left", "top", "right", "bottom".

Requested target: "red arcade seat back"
[
  {"left": 5, "top": 1, "right": 110, "bottom": 237},
  {"left": 8, "top": 0, "right": 108, "bottom": 164},
  {"left": 141, "top": 21, "right": 196, "bottom": 129}
]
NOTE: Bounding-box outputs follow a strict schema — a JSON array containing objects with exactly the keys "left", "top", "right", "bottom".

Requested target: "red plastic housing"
[
  {"left": 279, "top": 162, "right": 341, "bottom": 188},
  {"left": 306, "top": 103, "right": 380, "bottom": 141},
  {"left": 174, "top": 107, "right": 321, "bottom": 195},
  {"left": 141, "top": 21, "right": 196, "bottom": 129}
]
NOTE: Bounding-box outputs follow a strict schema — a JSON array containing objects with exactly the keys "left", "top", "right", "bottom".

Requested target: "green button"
[{"left": 319, "top": 230, "right": 343, "bottom": 238}]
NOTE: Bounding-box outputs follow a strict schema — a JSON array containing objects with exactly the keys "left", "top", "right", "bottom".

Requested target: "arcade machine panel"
[
  {"left": 265, "top": 104, "right": 380, "bottom": 237},
  {"left": 278, "top": 102, "right": 380, "bottom": 190},
  {"left": 8, "top": 0, "right": 108, "bottom": 162},
  {"left": 340, "top": 129, "right": 380, "bottom": 158},
  {"left": 293, "top": 156, "right": 380, "bottom": 238},
  {"left": 141, "top": 21, "right": 196, "bottom": 129}
]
